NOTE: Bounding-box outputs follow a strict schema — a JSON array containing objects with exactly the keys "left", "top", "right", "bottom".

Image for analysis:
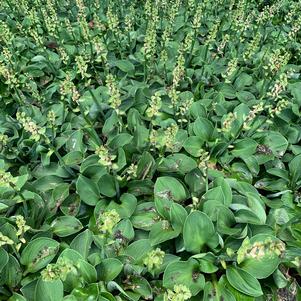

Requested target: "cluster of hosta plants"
[{"left": 1, "top": 0, "right": 301, "bottom": 300}]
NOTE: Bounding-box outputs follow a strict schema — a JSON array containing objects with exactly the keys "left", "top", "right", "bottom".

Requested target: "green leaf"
[
  {"left": 183, "top": 211, "right": 219, "bottom": 253},
  {"left": 98, "top": 174, "right": 116, "bottom": 197},
  {"left": 21, "top": 238, "right": 59, "bottom": 273},
  {"left": 289, "top": 153, "right": 301, "bottom": 185},
  {"left": 76, "top": 175, "right": 99, "bottom": 206},
  {"left": 193, "top": 117, "right": 215, "bottom": 141},
  {"left": 98, "top": 258, "right": 123, "bottom": 281},
  {"left": 226, "top": 267, "right": 263, "bottom": 297},
  {"left": 238, "top": 234, "right": 284, "bottom": 279},
  {"left": 163, "top": 259, "right": 205, "bottom": 296},
  {"left": 154, "top": 176, "right": 187, "bottom": 203},
  {"left": 108, "top": 133, "right": 133, "bottom": 149},
  {"left": 35, "top": 279, "right": 63, "bottom": 301},
  {"left": 107, "top": 193, "right": 137, "bottom": 218},
  {"left": 183, "top": 136, "right": 204, "bottom": 157},
  {"left": 114, "top": 60, "right": 135, "bottom": 74},
  {"left": 70, "top": 229, "right": 93, "bottom": 259},
  {"left": 1, "top": 255, "right": 22, "bottom": 287},
  {"left": 157, "top": 154, "right": 197, "bottom": 175},
  {"left": 123, "top": 239, "right": 152, "bottom": 263},
  {"left": 0, "top": 248, "right": 9, "bottom": 273},
  {"left": 51, "top": 216, "right": 83, "bottom": 237},
  {"left": 149, "top": 220, "right": 179, "bottom": 246}
]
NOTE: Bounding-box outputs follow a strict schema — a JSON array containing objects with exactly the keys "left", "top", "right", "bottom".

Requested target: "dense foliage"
[{"left": 1, "top": 0, "right": 301, "bottom": 300}]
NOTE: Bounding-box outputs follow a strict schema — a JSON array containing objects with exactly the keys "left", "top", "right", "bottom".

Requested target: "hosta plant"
[{"left": 0, "top": 0, "right": 301, "bottom": 300}]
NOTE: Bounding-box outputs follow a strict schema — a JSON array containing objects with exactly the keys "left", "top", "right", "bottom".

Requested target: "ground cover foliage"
[{"left": 0, "top": 0, "right": 301, "bottom": 300}]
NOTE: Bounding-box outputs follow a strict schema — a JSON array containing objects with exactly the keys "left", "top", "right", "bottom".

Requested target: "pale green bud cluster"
[
  {"left": 58, "top": 47, "right": 69, "bottom": 65},
  {"left": 94, "top": 37, "right": 108, "bottom": 63},
  {"left": 95, "top": 145, "right": 118, "bottom": 170},
  {"left": 243, "top": 102, "right": 264, "bottom": 130},
  {"left": 146, "top": 92, "right": 162, "bottom": 118},
  {"left": 172, "top": 51, "right": 185, "bottom": 88},
  {"left": 0, "top": 232, "right": 14, "bottom": 247},
  {"left": 60, "top": 73, "right": 80, "bottom": 103},
  {"left": 125, "top": 163, "right": 137, "bottom": 180},
  {"left": 231, "top": 0, "right": 246, "bottom": 32},
  {"left": 107, "top": 5, "right": 119, "bottom": 33},
  {"left": 217, "top": 34, "right": 229, "bottom": 55},
  {"left": 0, "top": 21, "right": 13, "bottom": 45},
  {"left": 125, "top": 5, "right": 135, "bottom": 32},
  {"left": 92, "top": 14, "right": 106, "bottom": 32},
  {"left": 27, "top": 8, "right": 40, "bottom": 26},
  {"left": 76, "top": 55, "right": 90, "bottom": 79},
  {"left": 243, "top": 32, "right": 261, "bottom": 60},
  {"left": 198, "top": 150, "right": 210, "bottom": 170},
  {"left": 0, "top": 134, "right": 9, "bottom": 149},
  {"left": 0, "top": 170, "right": 14, "bottom": 188},
  {"left": 47, "top": 110, "right": 56, "bottom": 125},
  {"left": 183, "top": 31, "right": 193, "bottom": 53},
  {"left": 168, "top": 87, "right": 180, "bottom": 108},
  {"left": 0, "top": 62, "right": 19, "bottom": 87},
  {"left": 264, "top": 49, "right": 290, "bottom": 75},
  {"left": 15, "top": 215, "right": 30, "bottom": 238},
  {"left": 144, "top": 0, "right": 153, "bottom": 19},
  {"left": 192, "top": 4, "right": 202, "bottom": 30},
  {"left": 164, "top": 284, "right": 192, "bottom": 301},
  {"left": 255, "top": 1, "right": 282, "bottom": 24},
  {"left": 41, "top": 258, "right": 76, "bottom": 281},
  {"left": 97, "top": 209, "right": 120, "bottom": 237},
  {"left": 161, "top": 220, "right": 171, "bottom": 230},
  {"left": 143, "top": 7, "right": 158, "bottom": 61},
  {"left": 268, "top": 73, "right": 288, "bottom": 99},
  {"left": 268, "top": 98, "right": 290, "bottom": 118},
  {"left": 14, "top": 215, "right": 31, "bottom": 250},
  {"left": 221, "top": 112, "right": 237, "bottom": 133},
  {"left": 176, "top": 98, "right": 193, "bottom": 123},
  {"left": 143, "top": 248, "right": 165, "bottom": 271},
  {"left": 24, "top": 82, "right": 43, "bottom": 102},
  {"left": 288, "top": 15, "right": 301, "bottom": 40},
  {"left": 205, "top": 22, "right": 219, "bottom": 45},
  {"left": 16, "top": 112, "right": 45, "bottom": 141},
  {"left": 165, "top": 123, "right": 178, "bottom": 150},
  {"left": 222, "top": 58, "right": 238, "bottom": 83},
  {"left": 106, "top": 74, "right": 122, "bottom": 112},
  {"left": 31, "top": 29, "right": 44, "bottom": 47},
  {"left": 64, "top": 19, "right": 74, "bottom": 36},
  {"left": 41, "top": 5, "right": 58, "bottom": 37},
  {"left": 187, "top": 0, "right": 195, "bottom": 15},
  {"left": 2, "top": 47, "right": 12, "bottom": 62}
]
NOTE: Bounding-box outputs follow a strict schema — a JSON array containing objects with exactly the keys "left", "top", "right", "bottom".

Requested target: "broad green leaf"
[
  {"left": 0, "top": 248, "right": 9, "bottom": 273},
  {"left": 35, "top": 279, "right": 63, "bottom": 301},
  {"left": 154, "top": 176, "right": 187, "bottom": 203},
  {"left": 51, "top": 216, "right": 83, "bottom": 237},
  {"left": 193, "top": 117, "right": 215, "bottom": 141},
  {"left": 98, "top": 174, "right": 116, "bottom": 197},
  {"left": 149, "top": 220, "right": 179, "bottom": 246},
  {"left": 226, "top": 267, "right": 263, "bottom": 297},
  {"left": 70, "top": 229, "right": 93, "bottom": 259},
  {"left": 183, "top": 136, "right": 204, "bottom": 157},
  {"left": 76, "top": 175, "right": 99, "bottom": 205},
  {"left": 163, "top": 259, "right": 205, "bottom": 296},
  {"left": 237, "top": 234, "right": 284, "bottom": 279},
  {"left": 98, "top": 258, "right": 123, "bottom": 281},
  {"left": 107, "top": 193, "right": 137, "bottom": 218},
  {"left": 115, "top": 60, "right": 135, "bottom": 74},
  {"left": 183, "top": 211, "right": 219, "bottom": 253},
  {"left": 21, "top": 238, "right": 59, "bottom": 273}
]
